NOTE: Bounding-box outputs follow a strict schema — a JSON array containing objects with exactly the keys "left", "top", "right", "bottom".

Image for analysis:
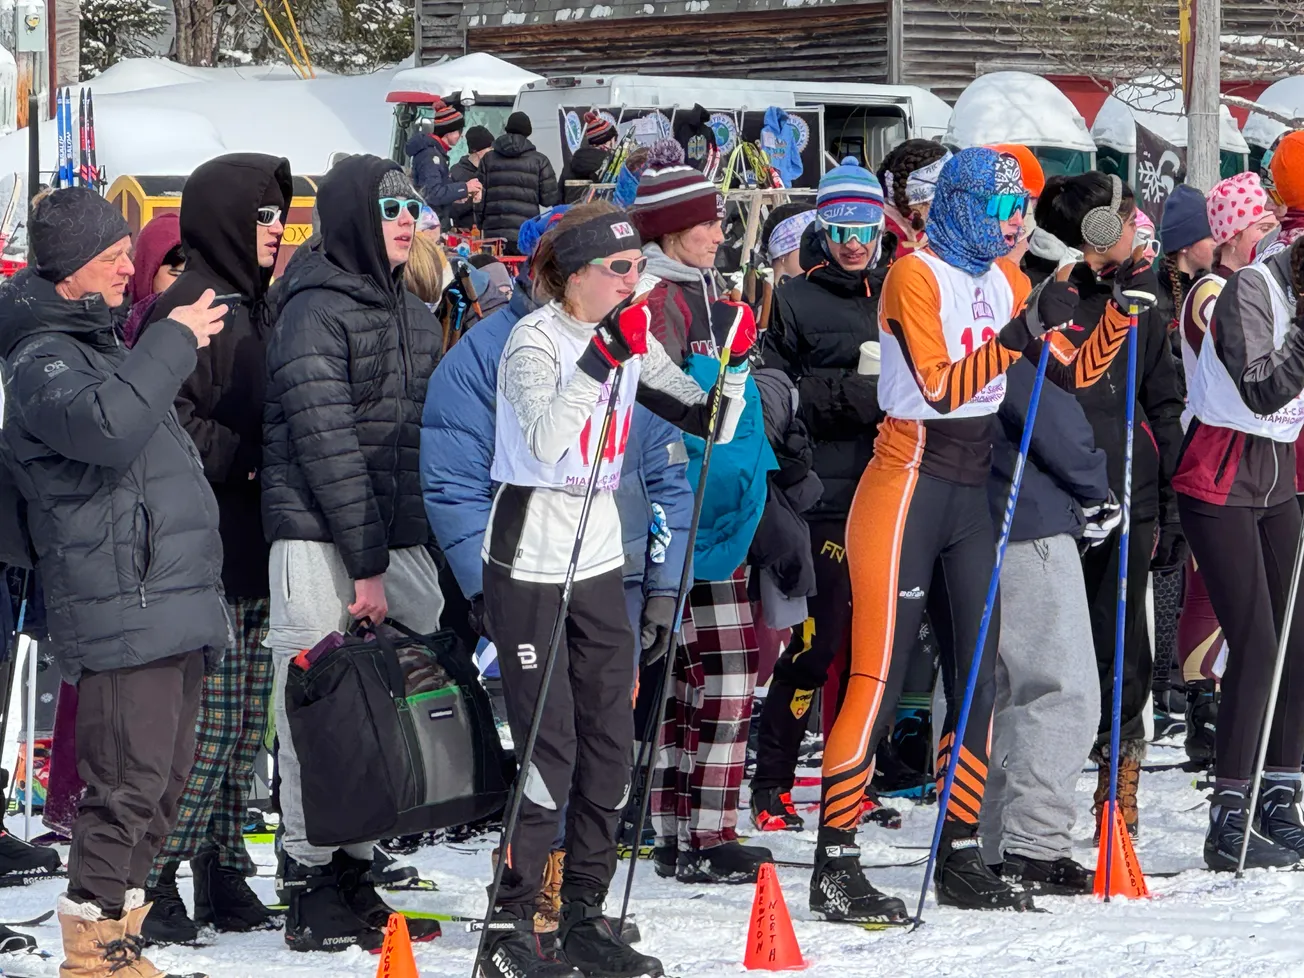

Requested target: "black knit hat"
[
  {"left": 30, "top": 187, "right": 131, "bottom": 283},
  {"left": 465, "top": 126, "right": 493, "bottom": 153},
  {"left": 506, "top": 111, "right": 532, "bottom": 137},
  {"left": 431, "top": 100, "right": 464, "bottom": 138}
]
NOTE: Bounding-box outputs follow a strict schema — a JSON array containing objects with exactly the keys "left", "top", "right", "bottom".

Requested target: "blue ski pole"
[
  {"left": 1104, "top": 301, "right": 1140, "bottom": 899},
  {"left": 913, "top": 337, "right": 1053, "bottom": 926}
]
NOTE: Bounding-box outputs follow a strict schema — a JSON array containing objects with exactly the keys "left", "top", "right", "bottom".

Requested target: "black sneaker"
[
  {"left": 935, "top": 836, "right": 1035, "bottom": 911},
  {"left": 332, "top": 851, "right": 441, "bottom": 943},
  {"left": 675, "top": 841, "right": 773, "bottom": 884},
  {"left": 558, "top": 891, "right": 663, "bottom": 978},
  {"left": 999, "top": 853, "right": 1093, "bottom": 896},
  {"left": 192, "top": 848, "right": 279, "bottom": 933},
  {"left": 1205, "top": 786, "right": 1300, "bottom": 872},
  {"left": 1185, "top": 680, "right": 1217, "bottom": 769},
  {"left": 479, "top": 914, "right": 582, "bottom": 978},
  {"left": 1259, "top": 780, "right": 1304, "bottom": 854},
  {"left": 651, "top": 844, "right": 677, "bottom": 880},
  {"left": 282, "top": 855, "right": 383, "bottom": 953},
  {"left": 0, "top": 827, "right": 62, "bottom": 882},
  {"left": 141, "top": 861, "right": 202, "bottom": 945},
  {"left": 750, "top": 787, "right": 804, "bottom": 832},
  {"left": 808, "top": 829, "right": 908, "bottom": 924}
]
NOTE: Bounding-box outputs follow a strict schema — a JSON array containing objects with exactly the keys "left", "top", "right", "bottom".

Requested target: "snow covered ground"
[{"left": 8, "top": 742, "right": 1304, "bottom": 977}]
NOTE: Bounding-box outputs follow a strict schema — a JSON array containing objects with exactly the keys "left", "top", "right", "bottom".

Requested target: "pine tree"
[{"left": 80, "top": 0, "right": 170, "bottom": 77}]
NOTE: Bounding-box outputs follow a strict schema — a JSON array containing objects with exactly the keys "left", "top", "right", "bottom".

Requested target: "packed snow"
[
  {"left": 1243, "top": 76, "right": 1304, "bottom": 151},
  {"left": 1091, "top": 76, "right": 1249, "bottom": 155},
  {"left": 946, "top": 71, "right": 1096, "bottom": 153}
]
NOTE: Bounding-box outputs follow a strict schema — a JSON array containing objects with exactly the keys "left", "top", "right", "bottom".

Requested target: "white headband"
[
  {"left": 767, "top": 210, "right": 817, "bottom": 260},
  {"left": 905, "top": 152, "right": 951, "bottom": 205}
]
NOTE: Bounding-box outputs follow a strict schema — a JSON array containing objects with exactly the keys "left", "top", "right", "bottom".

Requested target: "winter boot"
[
  {"left": 282, "top": 855, "right": 384, "bottom": 953},
  {"left": 750, "top": 787, "right": 804, "bottom": 832},
  {"left": 935, "top": 832, "right": 1035, "bottom": 911},
  {"left": 557, "top": 889, "right": 663, "bottom": 978},
  {"left": 861, "top": 790, "right": 902, "bottom": 830},
  {"left": 1092, "top": 740, "right": 1143, "bottom": 840},
  {"left": 651, "top": 842, "right": 677, "bottom": 880},
  {"left": 1258, "top": 777, "right": 1304, "bottom": 855},
  {"left": 675, "top": 840, "right": 773, "bottom": 885},
  {"left": 1204, "top": 785, "right": 1300, "bottom": 872},
  {"left": 997, "top": 853, "right": 1093, "bottom": 896},
  {"left": 0, "top": 826, "right": 62, "bottom": 884},
  {"left": 536, "top": 850, "right": 565, "bottom": 934},
  {"left": 372, "top": 845, "right": 420, "bottom": 887},
  {"left": 478, "top": 911, "right": 581, "bottom": 978},
  {"left": 872, "top": 737, "right": 935, "bottom": 800},
  {"left": 809, "top": 828, "right": 909, "bottom": 924},
  {"left": 1185, "top": 680, "right": 1218, "bottom": 770},
  {"left": 191, "top": 847, "right": 278, "bottom": 933},
  {"left": 331, "top": 851, "right": 440, "bottom": 943},
  {"left": 140, "top": 862, "right": 201, "bottom": 946},
  {"left": 58, "top": 893, "right": 208, "bottom": 978}
]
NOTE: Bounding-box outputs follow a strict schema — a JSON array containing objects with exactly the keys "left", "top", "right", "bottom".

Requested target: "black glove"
[
  {"left": 1079, "top": 491, "right": 1122, "bottom": 551},
  {"left": 1152, "top": 521, "right": 1189, "bottom": 574},
  {"left": 639, "top": 594, "right": 677, "bottom": 667},
  {"left": 1112, "top": 256, "right": 1157, "bottom": 314},
  {"left": 577, "top": 298, "right": 648, "bottom": 381},
  {"left": 999, "top": 280, "right": 1078, "bottom": 351},
  {"left": 468, "top": 592, "right": 489, "bottom": 641}
]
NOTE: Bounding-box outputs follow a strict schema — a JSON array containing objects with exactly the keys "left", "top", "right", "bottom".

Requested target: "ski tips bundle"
[
  {"left": 744, "top": 863, "right": 804, "bottom": 971},
  {"left": 1093, "top": 807, "right": 1149, "bottom": 901},
  {"left": 54, "top": 87, "right": 100, "bottom": 192}
]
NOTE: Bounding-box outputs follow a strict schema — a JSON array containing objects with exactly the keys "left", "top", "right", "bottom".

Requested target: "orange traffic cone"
[
  {"left": 744, "top": 863, "right": 805, "bottom": 971},
  {"left": 1093, "top": 804, "right": 1150, "bottom": 900},
  {"left": 376, "top": 912, "right": 420, "bottom": 978}
]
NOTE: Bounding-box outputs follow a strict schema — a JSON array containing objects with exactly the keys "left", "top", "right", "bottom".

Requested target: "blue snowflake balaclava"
[{"left": 927, "top": 147, "right": 1023, "bottom": 276}]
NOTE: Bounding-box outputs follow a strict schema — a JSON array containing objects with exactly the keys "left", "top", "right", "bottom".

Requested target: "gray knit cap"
[{"left": 30, "top": 187, "right": 132, "bottom": 283}]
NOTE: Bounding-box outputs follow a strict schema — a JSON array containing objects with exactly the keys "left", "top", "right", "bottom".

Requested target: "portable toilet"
[
  {"left": 945, "top": 71, "right": 1096, "bottom": 177},
  {"left": 1243, "top": 77, "right": 1304, "bottom": 172}
]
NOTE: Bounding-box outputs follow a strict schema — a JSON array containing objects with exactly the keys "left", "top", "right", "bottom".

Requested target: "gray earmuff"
[{"left": 1081, "top": 174, "right": 1124, "bottom": 253}]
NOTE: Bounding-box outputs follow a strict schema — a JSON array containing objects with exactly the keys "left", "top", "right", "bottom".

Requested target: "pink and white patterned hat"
[{"left": 1206, "top": 172, "right": 1270, "bottom": 245}]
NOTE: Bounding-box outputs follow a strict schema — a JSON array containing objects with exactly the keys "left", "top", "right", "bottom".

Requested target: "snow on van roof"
[
  {"left": 1092, "top": 76, "right": 1248, "bottom": 154},
  {"left": 946, "top": 72, "right": 1095, "bottom": 152},
  {"left": 1243, "top": 76, "right": 1304, "bottom": 149},
  {"left": 389, "top": 53, "right": 541, "bottom": 101}
]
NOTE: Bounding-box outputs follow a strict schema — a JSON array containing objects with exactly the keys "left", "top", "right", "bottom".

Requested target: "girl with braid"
[{"left": 876, "top": 139, "right": 950, "bottom": 261}]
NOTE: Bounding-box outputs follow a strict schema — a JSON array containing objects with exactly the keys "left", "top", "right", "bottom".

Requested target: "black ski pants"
[
  {"left": 1178, "top": 494, "right": 1304, "bottom": 781},
  {"left": 484, "top": 562, "right": 635, "bottom": 913}
]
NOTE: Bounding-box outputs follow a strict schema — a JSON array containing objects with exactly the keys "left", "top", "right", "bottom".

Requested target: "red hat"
[{"left": 630, "top": 166, "right": 724, "bottom": 241}]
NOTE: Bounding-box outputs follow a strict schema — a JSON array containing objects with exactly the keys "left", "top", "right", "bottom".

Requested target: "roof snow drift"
[
  {"left": 1243, "top": 76, "right": 1304, "bottom": 149},
  {"left": 1092, "top": 77, "right": 1248, "bottom": 155},
  {"left": 946, "top": 71, "right": 1095, "bottom": 153}
]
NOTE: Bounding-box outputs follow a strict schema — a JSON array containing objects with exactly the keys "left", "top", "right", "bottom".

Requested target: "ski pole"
[
  {"left": 912, "top": 338, "right": 1053, "bottom": 927},
  {"left": 472, "top": 365, "right": 626, "bottom": 975},
  {"left": 0, "top": 571, "right": 30, "bottom": 805},
  {"left": 1237, "top": 498, "right": 1304, "bottom": 876},
  {"left": 22, "top": 633, "right": 36, "bottom": 840},
  {"left": 616, "top": 317, "right": 746, "bottom": 931},
  {"left": 1103, "top": 301, "right": 1140, "bottom": 899}
]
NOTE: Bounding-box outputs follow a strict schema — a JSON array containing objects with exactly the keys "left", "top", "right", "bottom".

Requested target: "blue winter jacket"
[
  {"left": 761, "top": 107, "right": 804, "bottom": 188},
  {"left": 618, "top": 406, "right": 693, "bottom": 597},
  {"left": 406, "top": 132, "right": 469, "bottom": 213}
]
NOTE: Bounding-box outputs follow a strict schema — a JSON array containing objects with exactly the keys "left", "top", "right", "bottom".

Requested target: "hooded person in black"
[
  {"left": 262, "top": 154, "right": 445, "bottom": 953},
  {"left": 475, "top": 112, "right": 561, "bottom": 252},
  {"left": 134, "top": 153, "right": 291, "bottom": 945}
]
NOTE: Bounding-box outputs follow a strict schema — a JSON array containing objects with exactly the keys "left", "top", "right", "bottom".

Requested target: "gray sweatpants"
[
  {"left": 980, "top": 535, "right": 1097, "bottom": 863},
  {"left": 266, "top": 540, "right": 444, "bottom": 866}
]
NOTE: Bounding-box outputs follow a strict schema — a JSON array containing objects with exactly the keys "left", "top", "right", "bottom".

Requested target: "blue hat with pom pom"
[{"left": 817, "top": 156, "right": 885, "bottom": 226}]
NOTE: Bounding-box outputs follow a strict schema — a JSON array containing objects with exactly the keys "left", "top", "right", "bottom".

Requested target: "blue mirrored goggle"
[
  {"left": 986, "top": 193, "right": 1029, "bottom": 222},
  {"left": 820, "top": 220, "right": 881, "bottom": 246}
]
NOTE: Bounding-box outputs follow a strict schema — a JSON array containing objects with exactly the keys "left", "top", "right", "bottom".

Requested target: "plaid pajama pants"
[
  {"left": 652, "top": 567, "right": 760, "bottom": 850},
  {"left": 147, "top": 597, "right": 272, "bottom": 883}
]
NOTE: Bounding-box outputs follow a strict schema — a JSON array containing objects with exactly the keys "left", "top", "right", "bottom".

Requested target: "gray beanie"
[
  {"left": 30, "top": 187, "right": 132, "bottom": 283},
  {"left": 378, "top": 168, "right": 420, "bottom": 201}
]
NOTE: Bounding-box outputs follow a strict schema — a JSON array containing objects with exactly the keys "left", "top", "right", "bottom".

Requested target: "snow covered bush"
[
  {"left": 297, "top": 0, "right": 412, "bottom": 73},
  {"left": 80, "top": 0, "right": 170, "bottom": 77}
]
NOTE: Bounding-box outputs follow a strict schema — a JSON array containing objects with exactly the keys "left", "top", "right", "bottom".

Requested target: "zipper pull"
[{"left": 138, "top": 583, "right": 147, "bottom": 608}]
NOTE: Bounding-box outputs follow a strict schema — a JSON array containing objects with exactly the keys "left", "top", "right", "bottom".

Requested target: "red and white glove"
[
  {"left": 578, "top": 300, "right": 650, "bottom": 380},
  {"left": 710, "top": 300, "right": 757, "bottom": 368}
]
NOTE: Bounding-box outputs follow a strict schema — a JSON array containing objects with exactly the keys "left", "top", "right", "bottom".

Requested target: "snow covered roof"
[
  {"left": 89, "top": 58, "right": 312, "bottom": 95},
  {"left": 1092, "top": 77, "right": 1249, "bottom": 155},
  {"left": 1243, "top": 76, "right": 1304, "bottom": 149},
  {"left": 945, "top": 71, "right": 1095, "bottom": 153},
  {"left": 388, "top": 52, "right": 541, "bottom": 103}
]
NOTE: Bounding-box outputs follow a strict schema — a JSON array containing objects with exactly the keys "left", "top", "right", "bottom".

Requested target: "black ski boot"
[
  {"left": 332, "top": 851, "right": 441, "bottom": 942},
  {"left": 373, "top": 845, "right": 420, "bottom": 887},
  {"left": 998, "top": 853, "right": 1093, "bottom": 896},
  {"left": 651, "top": 843, "right": 677, "bottom": 880},
  {"left": 1258, "top": 778, "right": 1304, "bottom": 854},
  {"left": 935, "top": 833, "right": 1035, "bottom": 911},
  {"left": 192, "top": 847, "right": 279, "bottom": 933},
  {"left": 1185, "top": 680, "right": 1217, "bottom": 769},
  {"left": 809, "top": 829, "right": 909, "bottom": 924},
  {"left": 675, "top": 840, "right": 773, "bottom": 884},
  {"left": 558, "top": 889, "right": 663, "bottom": 978},
  {"left": 282, "top": 855, "right": 384, "bottom": 953},
  {"left": 750, "top": 786, "right": 804, "bottom": 832},
  {"left": 141, "top": 861, "right": 202, "bottom": 946},
  {"left": 478, "top": 911, "right": 581, "bottom": 978},
  {"left": 1204, "top": 786, "right": 1300, "bottom": 872},
  {"left": 0, "top": 826, "right": 62, "bottom": 883}
]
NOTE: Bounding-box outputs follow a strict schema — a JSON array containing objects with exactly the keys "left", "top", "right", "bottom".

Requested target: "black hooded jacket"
[
  {"left": 765, "top": 226, "right": 884, "bottom": 520},
  {"left": 0, "top": 270, "right": 230, "bottom": 682},
  {"left": 262, "top": 154, "right": 442, "bottom": 581},
  {"left": 674, "top": 104, "right": 718, "bottom": 172},
  {"left": 475, "top": 132, "right": 560, "bottom": 247},
  {"left": 142, "top": 153, "right": 292, "bottom": 599},
  {"left": 561, "top": 141, "right": 611, "bottom": 203}
]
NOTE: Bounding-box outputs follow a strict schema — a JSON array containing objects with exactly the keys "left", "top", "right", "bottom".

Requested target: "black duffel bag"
[{"left": 286, "top": 619, "right": 509, "bottom": 848}]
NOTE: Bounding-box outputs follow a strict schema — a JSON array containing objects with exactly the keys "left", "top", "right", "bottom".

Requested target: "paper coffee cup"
[{"left": 858, "top": 340, "right": 881, "bottom": 376}]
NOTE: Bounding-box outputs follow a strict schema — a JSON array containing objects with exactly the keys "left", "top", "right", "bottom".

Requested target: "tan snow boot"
[
  {"left": 57, "top": 892, "right": 207, "bottom": 978},
  {"left": 535, "top": 849, "right": 565, "bottom": 934}
]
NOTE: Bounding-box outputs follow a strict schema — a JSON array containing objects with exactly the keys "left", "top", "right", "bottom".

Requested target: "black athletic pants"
[
  {"left": 483, "top": 562, "right": 635, "bottom": 913},
  {"left": 1178, "top": 494, "right": 1304, "bottom": 781},
  {"left": 1081, "top": 516, "right": 1156, "bottom": 748}
]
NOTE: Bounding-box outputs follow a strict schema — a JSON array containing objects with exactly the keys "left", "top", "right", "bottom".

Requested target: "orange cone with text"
[
  {"left": 376, "top": 913, "right": 419, "bottom": 978},
  {"left": 744, "top": 863, "right": 805, "bottom": 971},
  {"left": 1093, "top": 804, "right": 1150, "bottom": 900}
]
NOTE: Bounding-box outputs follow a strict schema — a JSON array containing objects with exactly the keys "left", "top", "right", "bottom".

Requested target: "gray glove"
[{"left": 640, "top": 594, "right": 678, "bottom": 667}]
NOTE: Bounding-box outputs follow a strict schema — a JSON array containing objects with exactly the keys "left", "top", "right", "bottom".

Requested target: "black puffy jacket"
[
  {"left": 142, "top": 153, "right": 293, "bottom": 599},
  {"left": 561, "top": 143, "right": 610, "bottom": 203},
  {"left": 765, "top": 227, "right": 884, "bottom": 520},
  {"left": 262, "top": 155, "right": 442, "bottom": 581},
  {"left": 0, "top": 270, "right": 230, "bottom": 682},
  {"left": 447, "top": 156, "right": 479, "bottom": 230},
  {"left": 475, "top": 133, "right": 560, "bottom": 248}
]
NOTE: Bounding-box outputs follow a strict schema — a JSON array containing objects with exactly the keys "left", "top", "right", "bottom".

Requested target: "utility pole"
[{"left": 1187, "top": 0, "right": 1220, "bottom": 191}]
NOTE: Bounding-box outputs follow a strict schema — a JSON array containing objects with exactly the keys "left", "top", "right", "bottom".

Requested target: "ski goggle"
[
  {"left": 589, "top": 256, "right": 649, "bottom": 276},
  {"left": 819, "top": 219, "right": 881, "bottom": 246},
  {"left": 379, "top": 197, "right": 423, "bottom": 222},
  {"left": 986, "top": 193, "right": 1029, "bottom": 222},
  {"left": 256, "top": 206, "right": 282, "bottom": 227}
]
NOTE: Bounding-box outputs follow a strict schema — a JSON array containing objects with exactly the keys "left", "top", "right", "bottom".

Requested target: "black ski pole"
[
  {"left": 0, "top": 570, "right": 31, "bottom": 804},
  {"left": 471, "top": 365, "right": 626, "bottom": 976}
]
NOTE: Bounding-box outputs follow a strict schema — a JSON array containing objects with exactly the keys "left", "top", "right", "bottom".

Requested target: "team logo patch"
[
  {"left": 611, "top": 221, "right": 636, "bottom": 239},
  {"left": 790, "top": 688, "right": 814, "bottom": 720}
]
